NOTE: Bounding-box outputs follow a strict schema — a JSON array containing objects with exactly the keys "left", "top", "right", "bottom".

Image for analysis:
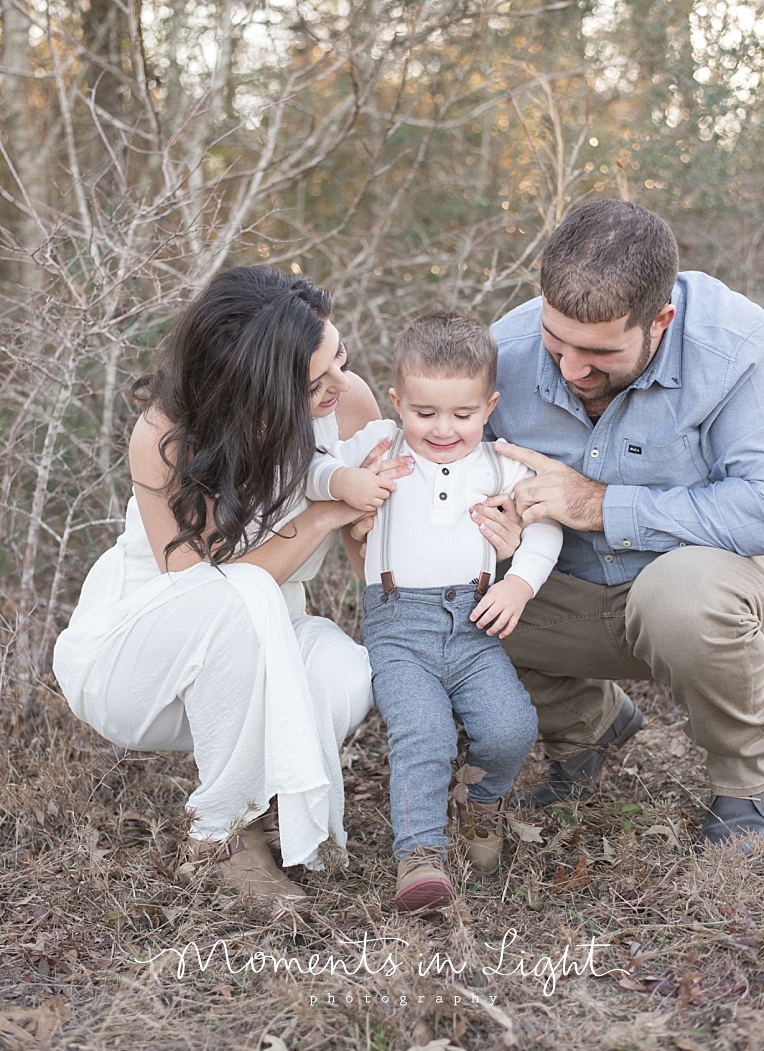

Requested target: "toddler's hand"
[
  {"left": 469, "top": 574, "right": 533, "bottom": 639},
  {"left": 329, "top": 465, "right": 396, "bottom": 513}
]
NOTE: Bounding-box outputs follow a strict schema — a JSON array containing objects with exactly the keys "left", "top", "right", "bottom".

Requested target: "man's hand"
[
  {"left": 470, "top": 574, "right": 533, "bottom": 638},
  {"left": 496, "top": 440, "right": 606, "bottom": 531},
  {"left": 469, "top": 494, "right": 523, "bottom": 561}
]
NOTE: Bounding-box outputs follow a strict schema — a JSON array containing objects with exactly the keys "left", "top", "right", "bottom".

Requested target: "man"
[{"left": 486, "top": 198, "right": 764, "bottom": 851}]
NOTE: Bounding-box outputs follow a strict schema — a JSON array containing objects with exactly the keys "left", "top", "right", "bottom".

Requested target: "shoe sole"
[{"left": 395, "top": 876, "right": 454, "bottom": 914}]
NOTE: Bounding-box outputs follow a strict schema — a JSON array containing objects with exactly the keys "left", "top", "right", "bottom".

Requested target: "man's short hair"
[
  {"left": 393, "top": 311, "right": 497, "bottom": 392},
  {"left": 540, "top": 200, "right": 679, "bottom": 332}
]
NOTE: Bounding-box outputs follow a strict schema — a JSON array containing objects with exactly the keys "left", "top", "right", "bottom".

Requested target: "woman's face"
[{"left": 308, "top": 321, "right": 351, "bottom": 417}]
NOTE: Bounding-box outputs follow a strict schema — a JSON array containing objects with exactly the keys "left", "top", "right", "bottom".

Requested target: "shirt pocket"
[{"left": 618, "top": 435, "right": 705, "bottom": 489}]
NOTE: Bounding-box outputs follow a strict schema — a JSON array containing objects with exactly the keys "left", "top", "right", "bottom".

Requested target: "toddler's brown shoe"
[
  {"left": 395, "top": 846, "right": 454, "bottom": 913},
  {"left": 459, "top": 797, "right": 503, "bottom": 876}
]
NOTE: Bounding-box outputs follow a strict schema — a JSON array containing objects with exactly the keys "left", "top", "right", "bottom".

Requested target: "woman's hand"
[
  {"left": 349, "top": 512, "right": 376, "bottom": 545},
  {"left": 339, "top": 510, "right": 376, "bottom": 579},
  {"left": 469, "top": 494, "right": 523, "bottom": 561}
]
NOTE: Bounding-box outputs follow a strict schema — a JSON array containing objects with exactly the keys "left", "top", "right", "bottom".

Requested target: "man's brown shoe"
[
  {"left": 187, "top": 820, "right": 306, "bottom": 900},
  {"left": 395, "top": 847, "right": 454, "bottom": 914},
  {"left": 459, "top": 797, "right": 502, "bottom": 876}
]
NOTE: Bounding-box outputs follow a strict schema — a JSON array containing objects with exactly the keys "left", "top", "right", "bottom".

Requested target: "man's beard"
[{"left": 565, "top": 326, "right": 653, "bottom": 403}]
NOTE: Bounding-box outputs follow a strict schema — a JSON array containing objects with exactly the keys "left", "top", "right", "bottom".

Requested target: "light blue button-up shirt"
[{"left": 487, "top": 271, "right": 764, "bottom": 585}]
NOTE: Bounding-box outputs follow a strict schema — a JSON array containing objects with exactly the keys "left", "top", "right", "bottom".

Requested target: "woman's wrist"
[{"left": 315, "top": 498, "right": 362, "bottom": 530}]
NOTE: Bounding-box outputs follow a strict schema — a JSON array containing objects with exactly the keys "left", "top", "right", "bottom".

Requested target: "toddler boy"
[{"left": 307, "top": 312, "right": 562, "bottom": 912}]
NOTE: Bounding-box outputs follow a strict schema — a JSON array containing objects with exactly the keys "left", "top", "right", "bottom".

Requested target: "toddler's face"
[{"left": 390, "top": 373, "right": 499, "bottom": 464}]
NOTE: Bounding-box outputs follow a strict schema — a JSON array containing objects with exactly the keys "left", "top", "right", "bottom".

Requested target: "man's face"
[{"left": 540, "top": 299, "right": 673, "bottom": 404}]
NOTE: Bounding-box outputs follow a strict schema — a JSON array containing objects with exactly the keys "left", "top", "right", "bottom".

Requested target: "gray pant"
[{"left": 362, "top": 584, "right": 538, "bottom": 858}]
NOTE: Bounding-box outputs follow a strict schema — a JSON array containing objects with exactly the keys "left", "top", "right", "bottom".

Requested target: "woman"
[{"left": 53, "top": 266, "right": 410, "bottom": 899}]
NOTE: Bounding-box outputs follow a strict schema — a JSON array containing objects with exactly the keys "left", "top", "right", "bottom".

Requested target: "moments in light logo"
[{"left": 138, "top": 929, "right": 629, "bottom": 998}]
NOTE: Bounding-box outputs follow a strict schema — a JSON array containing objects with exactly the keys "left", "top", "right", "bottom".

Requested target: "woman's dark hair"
[{"left": 132, "top": 265, "right": 332, "bottom": 566}]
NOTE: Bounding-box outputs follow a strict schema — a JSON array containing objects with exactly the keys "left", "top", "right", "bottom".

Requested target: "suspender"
[
  {"left": 378, "top": 431, "right": 506, "bottom": 601},
  {"left": 478, "top": 441, "right": 505, "bottom": 597},
  {"left": 379, "top": 429, "right": 406, "bottom": 598}
]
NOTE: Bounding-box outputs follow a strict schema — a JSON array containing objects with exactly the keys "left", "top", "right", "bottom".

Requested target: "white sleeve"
[
  {"left": 304, "top": 419, "right": 398, "bottom": 502},
  {"left": 495, "top": 446, "right": 563, "bottom": 595},
  {"left": 504, "top": 518, "right": 563, "bottom": 595}
]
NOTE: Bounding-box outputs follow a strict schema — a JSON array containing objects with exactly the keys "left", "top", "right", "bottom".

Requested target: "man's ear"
[
  {"left": 484, "top": 391, "right": 500, "bottom": 422},
  {"left": 651, "top": 302, "right": 676, "bottom": 336},
  {"left": 389, "top": 387, "right": 402, "bottom": 416}
]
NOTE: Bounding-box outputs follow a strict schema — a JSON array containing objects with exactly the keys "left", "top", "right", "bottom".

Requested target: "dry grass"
[{"left": 2, "top": 553, "right": 764, "bottom": 1050}]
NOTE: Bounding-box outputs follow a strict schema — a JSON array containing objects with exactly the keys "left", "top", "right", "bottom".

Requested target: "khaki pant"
[{"left": 501, "top": 546, "right": 764, "bottom": 797}]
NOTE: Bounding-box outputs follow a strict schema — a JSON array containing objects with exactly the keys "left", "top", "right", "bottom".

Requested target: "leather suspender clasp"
[
  {"left": 380, "top": 570, "right": 397, "bottom": 598},
  {"left": 474, "top": 571, "right": 491, "bottom": 599}
]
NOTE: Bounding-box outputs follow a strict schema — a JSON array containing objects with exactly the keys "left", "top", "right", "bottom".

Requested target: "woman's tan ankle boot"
[{"left": 188, "top": 820, "right": 306, "bottom": 899}]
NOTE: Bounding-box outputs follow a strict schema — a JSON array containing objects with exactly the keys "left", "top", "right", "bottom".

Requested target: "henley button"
[
  {"left": 604, "top": 554, "right": 614, "bottom": 563},
  {"left": 590, "top": 449, "right": 599, "bottom": 458},
  {"left": 439, "top": 492, "right": 448, "bottom": 500},
  {"left": 442, "top": 467, "right": 450, "bottom": 476},
  {"left": 622, "top": 539, "right": 632, "bottom": 547},
  {"left": 445, "top": 588, "right": 456, "bottom": 601}
]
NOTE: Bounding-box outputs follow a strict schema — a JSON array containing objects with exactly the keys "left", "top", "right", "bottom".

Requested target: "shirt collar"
[{"left": 636, "top": 281, "right": 683, "bottom": 391}]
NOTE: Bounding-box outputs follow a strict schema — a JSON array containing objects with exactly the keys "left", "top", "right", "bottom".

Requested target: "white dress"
[{"left": 52, "top": 413, "right": 372, "bottom": 868}]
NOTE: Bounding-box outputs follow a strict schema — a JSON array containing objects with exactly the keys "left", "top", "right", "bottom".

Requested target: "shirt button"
[
  {"left": 679, "top": 541, "right": 687, "bottom": 547},
  {"left": 604, "top": 554, "right": 614, "bottom": 563},
  {"left": 622, "top": 539, "right": 632, "bottom": 547},
  {"left": 445, "top": 588, "right": 456, "bottom": 601},
  {"left": 590, "top": 449, "right": 599, "bottom": 458},
  {"left": 439, "top": 492, "right": 448, "bottom": 501},
  {"left": 441, "top": 467, "right": 450, "bottom": 476}
]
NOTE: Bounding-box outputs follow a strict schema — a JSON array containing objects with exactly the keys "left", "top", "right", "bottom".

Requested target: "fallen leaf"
[
  {"left": 644, "top": 973, "right": 677, "bottom": 995},
  {"left": 551, "top": 856, "right": 591, "bottom": 892},
  {"left": 674, "top": 1038, "right": 704, "bottom": 1051},
  {"left": 0, "top": 997, "right": 68, "bottom": 1041},
  {"left": 618, "top": 975, "right": 646, "bottom": 992},
  {"left": 669, "top": 739, "right": 687, "bottom": 758},
  {"left": 602, "top": 836, "right": 616, "bottom": 863},
  {"left": 406, "top": 1041, "right": 456, "bottom": 1051},
  {"left": 411, "top": 1020, "right": 436, "bottom": 1046},
  {"left": 456, "top": 764, "right": 487, "bottom": 786},
  {"left": 506, "top": 817, "right": 544, "bottom": 843},
  {"left": 175, "top": 861, "right": 196, "bottom": 885},
  {"left": 262, "top": 1035, "right": 289, "bottom": 1051},
  {"left": 643, "top": 824, "right": 681, "bottom": 849}
]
